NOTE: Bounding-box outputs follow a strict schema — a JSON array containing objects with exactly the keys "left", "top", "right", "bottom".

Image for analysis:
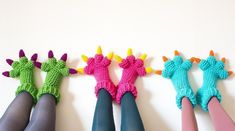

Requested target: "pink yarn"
[
  {"left": 116, "top": 55, "right": 146, "bottom": 104},
  {"left": 84, "top": 54, "right": 116, "bottom": 99}
]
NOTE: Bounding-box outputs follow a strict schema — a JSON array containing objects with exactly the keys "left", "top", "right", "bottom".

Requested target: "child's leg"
[
  {"left": 208, "top": 97, "right": 235, "bottom": 131},
  {"left": 0, "top": 92, "right": 34, "bottom": 131},
  {"left": 25, "top": 94, "right": 56, "bottom": 131},
  {"left": 182, "top": 97, "right": 198, "bottom": 131},
  {"left": 121, "top": 92, "right": 144, "bottom": 131},
  {"left": 92, "top": 89, "right": 115, "bottom": 131}
]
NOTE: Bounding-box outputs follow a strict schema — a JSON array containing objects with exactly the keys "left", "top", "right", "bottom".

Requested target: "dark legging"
[
  {"left": 0, "top": 93, "right": 56, "bottom": 131},
  {"left": 92, "top": 89, "right": 115, "bottom": 131},
  {"left": 25, "top": 94, "right": 56, "bottom": 131},
  {"left": 121, "top": 92, "right": 145, "bottom": 131},
  {"left": 92, "top": 89, "right": 145, "bottom": 131},
  {"left": 0, "top": 92, "right": 34, "bottom": 131}
]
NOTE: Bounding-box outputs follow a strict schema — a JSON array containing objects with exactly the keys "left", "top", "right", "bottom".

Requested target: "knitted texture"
[
  {"left": 196, "top": 56, "right": 229, "bottom": 111},
  {"left": 3, "top": 50, "right": 38, "bottom": 103},
  {"left": 162, "top": 56, "right": 196, "bottom": 109},
  {"left": 84, "top": 54, "right": 116, "bottom": 99},
  {"left": 116, "top": 55, "right": 146, "bottom": 104},
  {"left": 37, "top": 57, "right": 69, "bottom": 104}
]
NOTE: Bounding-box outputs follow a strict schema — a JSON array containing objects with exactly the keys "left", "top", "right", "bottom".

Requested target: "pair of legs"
[
  {"left": 92, "top": 89, "right": 144, "bottom": 131},
  {"left": 182, "top": 96, "right": 235, "bottom": 131},
  {"left": 0, "top": 91, "right": 56, "bottom": 131}
]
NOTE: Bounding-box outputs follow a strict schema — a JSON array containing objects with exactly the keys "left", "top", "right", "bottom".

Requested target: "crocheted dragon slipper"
[
  {"left": 34, "top": 50, "right": 77, "bottom": 104},
  {"left": 77, "top": 46, "right": 116, "bottom": 100},
  {"left": 155, "top": 50, "right": 197, "bottom": 109},
  {"left": 195, "top": 50, "right": 233, "bottom": 111},
  {"left": 2, "top": 50, "right": 38, "bottom": 103},
  {"left": 114, "top": 48, "right": 152, "bottom": 104}
]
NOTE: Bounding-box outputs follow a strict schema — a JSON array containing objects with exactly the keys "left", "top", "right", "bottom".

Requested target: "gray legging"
[{"left": 0, "top": 92, "right": 56, "bottom": 131}]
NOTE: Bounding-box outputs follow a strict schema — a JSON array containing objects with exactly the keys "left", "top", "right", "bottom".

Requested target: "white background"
[{"left": 0, "top": 0, "right": 235, "bottom": 130}]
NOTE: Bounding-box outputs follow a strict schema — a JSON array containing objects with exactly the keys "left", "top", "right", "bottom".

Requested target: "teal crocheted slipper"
[{"left": 195, "top": 50, "right": 233, "bottom": 111}]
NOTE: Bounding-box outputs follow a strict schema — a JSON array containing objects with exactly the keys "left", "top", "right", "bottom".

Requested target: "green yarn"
[
  {"left": 196, "top": 56, "right": 229, "bottom": 111},
  {"left": 9, "top": 57, "right": 38, "bottom": 103},
  {"left": 162, "top": 56, "right": 197, "bottom": 109},
  {"left": 37, "top": 58, "right": 69, "bottom": 104}
]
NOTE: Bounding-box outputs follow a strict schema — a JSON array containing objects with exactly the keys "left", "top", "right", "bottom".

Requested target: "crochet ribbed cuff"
[
  {"left": 196, "top": 87, "right": 221, "bottom": 111},
  {"left": 37, "top": 85, "right": 60, "bottom": 104},
  {"left": 116, "top": 83, "right": 137, "bottom": 104},
  {"left": 95, "top": 80, "right": 116, "bottom": 100},
  {"left": 176, "top": 88, "right": 197, "bottom": 109},
  {"left": 16, "top": 83, "right": 38, "bottom": 103}
]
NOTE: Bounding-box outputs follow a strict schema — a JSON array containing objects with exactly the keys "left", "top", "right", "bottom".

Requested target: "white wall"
[{"left": 0, "top": 0, "right": 235, "bottom": 130}]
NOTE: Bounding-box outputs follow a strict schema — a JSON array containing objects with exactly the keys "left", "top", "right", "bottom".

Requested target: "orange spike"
[
  {"left": 162, "top": 56, "right": 168, "bottom": 62},
  {"left": 228, "top": 71, "right": 233, "bottom": 76},
  {"left": 190, "top": 57, "right": 195, "bottom": 62},
  {"left": 194, "top": 57, "right": 201, "bottom": 63},
  {"left": 209, "top": 50, "right": 215, "bottom": 56},
  {"left": 221, "top": 57, "right": 226, "bottom": 63},
  {"left": 155, "top": 70, "right": 162, "bottom": 75},
  {"left": 174, "top": 50, "right": 180, "bottom": 56}
]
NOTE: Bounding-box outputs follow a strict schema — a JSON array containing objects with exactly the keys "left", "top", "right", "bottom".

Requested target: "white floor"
[{"left": 0, "top": 0, "right": 235, "bottom": 130}]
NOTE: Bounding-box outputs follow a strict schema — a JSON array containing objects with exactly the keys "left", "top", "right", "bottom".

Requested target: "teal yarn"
[
  {"left": 196, "top": 56, "right": 229, "bottom": 111},
  {"left": 162, "top": 56, "right": 197, "bottom": 109},
  {"left": 37, "top": 58, "right": 69, "bottom": 104}
]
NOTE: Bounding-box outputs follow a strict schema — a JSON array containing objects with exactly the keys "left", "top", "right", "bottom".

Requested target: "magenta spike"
[
  {"left": 19, "top": 49, "right": 25, "bottom": 58},
  {"left": 6, "top": 59, "right": 13, "bottom": 65},
  {"left": 2, "top": 71, "right": 10, "bottom": 77},
  {"left": 69, "top": 68, "right": 77, "bottom": 74},
  {"left": 60, "top": 53, "right": 67, "bottom": 61},
  {"left": 34, "top": 62, "right": 42, "bottom": 68},
  {"left": 48, "top": 50, "right": 54, "bottom": 58},
  {"left": 31, "top": 53, "right": 38, "bottom": 61}
]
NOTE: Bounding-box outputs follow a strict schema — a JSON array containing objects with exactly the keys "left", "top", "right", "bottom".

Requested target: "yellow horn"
[
  {"left": 97, "top": 46, "right": 102, "bottom": 55},
  {"left": 81, "top": 55, "right": 88, "bottom": 62},
  {"left": 114, "top": 55, "right": 123, "bottom": 63},
  {"left": 127, "top": 48, "right": 133, "bottom": 56},
  {"left": 140, "top": 54, "right": 147, "bottom": 60}
]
